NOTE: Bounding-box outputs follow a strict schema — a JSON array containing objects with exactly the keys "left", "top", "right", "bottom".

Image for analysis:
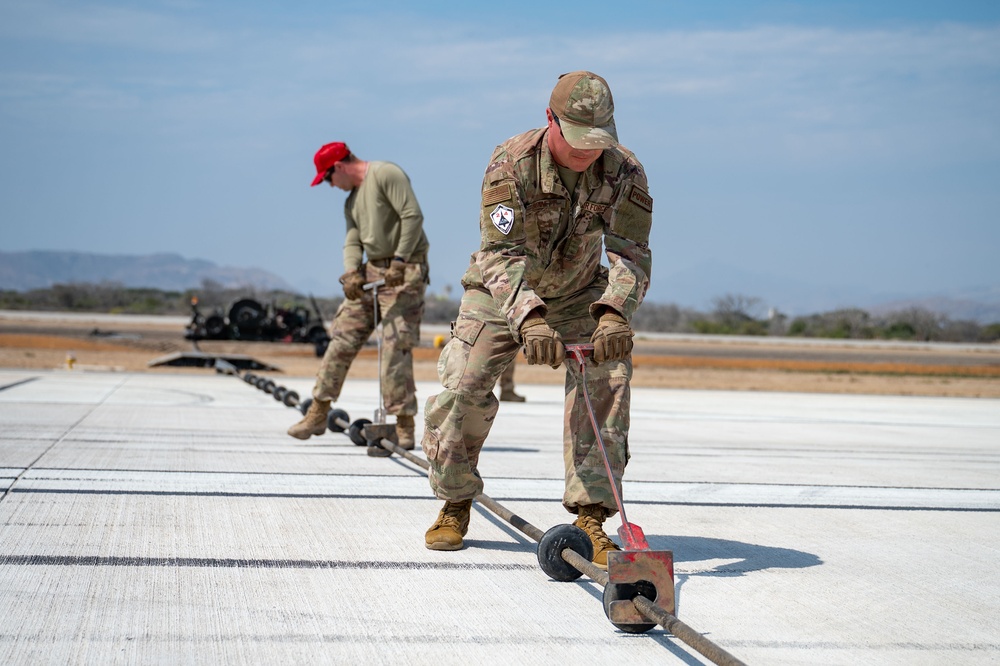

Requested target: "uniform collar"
[{"left": 539, "top": 128, "right": 602, "bottom": 198}]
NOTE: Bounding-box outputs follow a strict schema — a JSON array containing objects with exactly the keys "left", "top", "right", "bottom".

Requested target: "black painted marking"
[
  {"left": 501, "top": 496, "right": 1000, "bottom": 512},
  {"left": 0, "top": 554, "right": 533, "bottom": 571},
  {"left": 726, "top": 639, "right": 1000, "bottom": 652},
  {"left": 10, "top": 488, "right": 435, "bottom": 500},
  {"left": 27, "top": 468, "right": 1000, "bottom": 493},
  {"left": 7, "top": 488, "right": 997, "bottom": 511},
  {"left": 481, "top": 447, "right": 540, "bottom": 453},
  {"left": 0, "top": 377, "right": 40, "bottom": 392}
]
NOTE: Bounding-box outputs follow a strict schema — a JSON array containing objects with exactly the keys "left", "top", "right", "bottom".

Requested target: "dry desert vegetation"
[{"left": 1, "top": 312, "right": 999, "bottom": 398}]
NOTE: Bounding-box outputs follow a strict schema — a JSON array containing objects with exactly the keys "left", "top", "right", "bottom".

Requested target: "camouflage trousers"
[
  {"left": 498, "top": 362, "right": 516, "bottom": 392},
  {"left": 311, "top": 260, "right": 427, "bottom": 417},
  {"left": 422, "top": 281, "right": 631, "bottom": 516}
]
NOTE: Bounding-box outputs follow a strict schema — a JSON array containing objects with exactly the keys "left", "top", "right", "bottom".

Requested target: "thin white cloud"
[
  {"left": 0, "top": 0, "right": 220, "bottom": 52},
  {"left": 3, "top": 11, "right": 997, "bottom": 166},
  {"left": 1, "top": 5, "right": 998, "bottom": 301}
]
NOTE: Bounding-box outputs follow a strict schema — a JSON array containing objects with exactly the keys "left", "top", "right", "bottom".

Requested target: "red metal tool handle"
[{"left": 564, "top": 344, "right": 648, "bottom": 551}]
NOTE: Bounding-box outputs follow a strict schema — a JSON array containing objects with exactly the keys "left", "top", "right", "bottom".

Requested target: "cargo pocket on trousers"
[
  {"left": 439, "top": 317, "right": 485, "bottom": 391},
  {"left": 422, "top": 421, "right": 441, "bottom": 462}
]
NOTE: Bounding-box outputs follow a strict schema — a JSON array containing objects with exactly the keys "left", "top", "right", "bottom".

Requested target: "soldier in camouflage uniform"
[
  {"left": 288, "top": 142, "right": 430, "bottom": 450},
  {"left": 422, "top": 72, "right": 652, "bottom": 569}
]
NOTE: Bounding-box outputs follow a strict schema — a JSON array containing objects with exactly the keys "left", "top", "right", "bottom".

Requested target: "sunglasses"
[{"left": 323, "top": 164, "right": 337, "bottom": 183}]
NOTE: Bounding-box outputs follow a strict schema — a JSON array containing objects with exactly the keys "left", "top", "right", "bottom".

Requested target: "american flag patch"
[{"left": 482, "top": 183, "right": 513, "bottom": 207}]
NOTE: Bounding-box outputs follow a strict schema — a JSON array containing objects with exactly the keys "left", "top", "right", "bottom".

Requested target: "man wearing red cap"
[
  {"left": 421, "top": 72, "right": 653, "bottom": 569},
  {"left": 289, "top": 143, "right": 430, "bottom": 451}
]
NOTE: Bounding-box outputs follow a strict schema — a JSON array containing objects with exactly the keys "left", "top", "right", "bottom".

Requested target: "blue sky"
[{"left": 1, "top": 1, "right": 998, "bottom": 313}]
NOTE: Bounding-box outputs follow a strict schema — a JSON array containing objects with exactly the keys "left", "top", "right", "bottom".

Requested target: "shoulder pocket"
[
  {"left": 610, "top": 183, "right": 653, "bottom": 244},
  {"left": 482, "top": 192, "right": 525, "bottom": 245}
]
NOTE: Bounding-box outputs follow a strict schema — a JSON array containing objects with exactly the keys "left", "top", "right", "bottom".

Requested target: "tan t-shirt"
[{"left": 342, "top": 161, "right": 429, "bottom": 271}]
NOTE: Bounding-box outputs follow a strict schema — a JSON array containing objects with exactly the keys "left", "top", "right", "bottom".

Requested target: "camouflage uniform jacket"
[{"left": 461, "top": 128, "right": 653, "bottom": 338}]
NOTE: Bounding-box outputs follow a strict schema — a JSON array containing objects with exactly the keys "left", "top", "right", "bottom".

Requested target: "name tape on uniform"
[{"left": 628, "top": 185, "right": 653, "bottom": 213}]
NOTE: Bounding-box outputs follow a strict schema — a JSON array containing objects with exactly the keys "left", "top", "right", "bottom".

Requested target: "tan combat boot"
[
  {"left": 396, "top": 414, "right": 415, "bottom": 450},
  {"left": 573, "top": 504, "right": 621, "bottom": 570},
  {"left": 499, "top": 388, "right": 526, "bottom": 402},
  {"left": 425, "top": 499, "right": 473, "bottom": 551},
  {"left": 287, "top": 399, "right": 330, "bottom": 440}
]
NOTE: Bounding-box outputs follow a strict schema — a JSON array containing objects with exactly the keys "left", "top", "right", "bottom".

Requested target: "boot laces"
[
  {"left": 437, "top": 501, "right": 470, "bottom": 529},
  {"left": 575, "top": 514, "right": 616, "bottom": 550}
]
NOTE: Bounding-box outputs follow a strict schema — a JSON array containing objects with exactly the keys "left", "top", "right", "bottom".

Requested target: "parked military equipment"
[{"left": 185, "top": 296, "right": 330, "bottom": 356}]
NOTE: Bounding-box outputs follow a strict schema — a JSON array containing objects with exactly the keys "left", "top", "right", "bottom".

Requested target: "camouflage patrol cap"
[{"left": 549, "top": 71, "right": 618, "bottom": 150}]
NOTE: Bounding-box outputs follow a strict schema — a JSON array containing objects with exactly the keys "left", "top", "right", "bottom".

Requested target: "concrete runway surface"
[{"left": 1, "top": 368, "right": 998, "bottom": 665}]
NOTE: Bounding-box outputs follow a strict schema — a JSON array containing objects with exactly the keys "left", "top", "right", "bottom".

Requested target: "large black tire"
[
  {"left": 228, "top": 299, "right": 266, "bottom": 339},
  {"left": 205, "top": 314, "right": 227, "bottom": 339}
]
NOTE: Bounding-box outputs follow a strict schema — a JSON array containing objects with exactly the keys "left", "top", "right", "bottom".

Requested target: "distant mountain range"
[
  {"left": 0, "top": 251, "right": 295, "bottom": 293},
  {"left": 2, "top": 250, "right": 998, "bottom": 323}
]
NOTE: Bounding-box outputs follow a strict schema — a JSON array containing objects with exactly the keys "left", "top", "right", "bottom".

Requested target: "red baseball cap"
[{"left": 310, "top": 142, "right": 350, "bottom": 186}]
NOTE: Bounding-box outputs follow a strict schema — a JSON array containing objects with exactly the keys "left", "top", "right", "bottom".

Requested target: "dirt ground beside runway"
[{"left": 1, "top": 313, "right": 999, "bottom": 398}]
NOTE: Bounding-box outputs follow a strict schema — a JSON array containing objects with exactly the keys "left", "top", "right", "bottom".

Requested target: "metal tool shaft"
[
  {"left": 221, "top": 356, "right": 746, "bottom": 665},
  {"left": 565, "top": 344, "right": 632, "bottom": 531},
  {"left": 363, "top": 278, "right": 387, "bottom": 424}
]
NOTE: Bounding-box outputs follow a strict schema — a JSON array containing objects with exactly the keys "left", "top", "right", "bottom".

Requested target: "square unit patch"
[{"left": 490, "top": 204, "right": 515, "bottom": 235}]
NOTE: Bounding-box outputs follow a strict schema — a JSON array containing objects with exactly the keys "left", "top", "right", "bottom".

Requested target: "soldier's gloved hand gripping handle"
[
  {"left": 383, "top": 257, "right": 407, "bottom": 288},
  {"left": 339, "top": 270, "right": 365, "bottom": 300},
  {"left": 590, "top": 308, "right": 634, "bottom": 363},
  {"left": 519, "top": 313, "right": 565, "bottom": 368}
]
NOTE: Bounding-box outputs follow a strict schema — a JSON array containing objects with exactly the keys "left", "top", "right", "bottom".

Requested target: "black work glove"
[
  {"left": 590, "top": 309, "right": 634, "bottom": 363},
  {"left": 520, "top": 315, "right": 565, "bottom": 368},
  {"left": 384, "top": 260, "right": 406, "bottom": 288},
  {"left": 339, "top": 271, "right": 365, "bottom": 300}
]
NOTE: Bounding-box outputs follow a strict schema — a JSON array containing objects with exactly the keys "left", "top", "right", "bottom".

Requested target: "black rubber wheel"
[
  {"left": 205, "top": 314, "right": 227, "bottom": 339},
  {"left": 299, "top": 397, "right": 313, "bottom": 415},
  {"left": 283, "top": 390, "right": 299, "bottom": 408},
  {"left": 602, "top": 580, "right": 659, "bottom": 634},
  {"left": 327, "top": 408, "right": 350, "bottom": 433},
  {"left": 255, "top": 377, "right": 268, "bottom": 390},
  {"left": 348, "top": 418, "right": 372, "bottom": 446},
  {"left": 228, "top": 298, "right": 265, "bottom": 338},
  {"left": 306, "top": 325, "right": 329, "bottom": 345},
  {"left": 244, "top": 373, "right": 257, "bottom": 384},
  {"left": 272, "top": 386, "right": 287, "bottom": 402},
  {"left": 537, "top": 524, "right": 593, "bottom": 582}
]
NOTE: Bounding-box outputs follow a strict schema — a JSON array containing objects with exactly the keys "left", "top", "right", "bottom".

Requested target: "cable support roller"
[
  {"left": 361, "top": 436, "right": 745, "bottom": 665},
  {"left": 214, "top": 357, "right": 746, "bottom": 665}
]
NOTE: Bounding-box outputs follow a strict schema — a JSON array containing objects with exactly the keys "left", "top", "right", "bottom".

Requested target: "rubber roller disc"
[
  {"left": 272, "top": 386, "right": 287, "bottom": 402},
  {"left": 282, "top": 390, "right": 299, "bottom": 408},
  {"left": 537, "top": 524, "right": 593, "bottom": 582},
  {"left": 326, "top": 408, "right": 349, "bottom": 433},
  {"left": 602, "top": 580, "right": 658, "bottom": 634},
  {"left": 348, "top": 418, "right": 372, "bottom": 446}
]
